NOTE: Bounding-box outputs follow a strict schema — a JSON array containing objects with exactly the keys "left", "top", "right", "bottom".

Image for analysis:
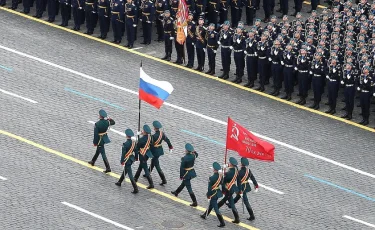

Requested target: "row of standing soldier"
[{"left": 88, "top": 109, "right": 259, "bottom": 227}]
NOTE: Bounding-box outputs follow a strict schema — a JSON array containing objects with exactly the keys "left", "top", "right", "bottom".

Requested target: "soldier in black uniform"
[
  {"left": 195, "top": 16, "right": 207, "bottom": 72},
  {"left": 244, "top": 0, "right": 255, "bottom": 25},
  {"left": 185, "top": 12, "right": 196, "bottom": 68},
  {"left": 231, "top": 26, "right": 246, "bottom": 83},
  {"left": 295, "top": 48, "right": 311, "bottom": 105},
  {"left": 357, "top": 66, "right": 373, "bottom": 125},
  {"left": 244, "top": 29, "right": 258, "bottom": 88},
  {"left": 325, "top": 58, "right": 341, "bottom": 115},
  {"left": 281, "top": 43, "right": 295, "bottom": 101},
  {"left": 154, "top": 0, "right": 167, "bottom": 42},
  {"left": 309, "top": 53, "right": 326, "bottom": 110},
  {"left": 161, "top": 10, "right": 174, "bottom": 61},
  {"left": 219, "top": 0, "right": 229, "bottom": 24},
  {"left": 254, "top": 34, "right": 270, "bottom": 92},
  {"left": 206, "top": 23, "right": 219, "bottom": 75},
  {"left": 97, "top": 0, "right": 111, "bottom": 39},
  {"left": 59, "top": 0, "right": 71, "bottom": 27},
  {"left": 207, "top": 0, "right": 220, "bottom": 26},
  {"left": 218, "top": 20, "right": 233, "bottom": 80},
  {"left": 140, "top": 0, "right": 155, "bottom": 45},
  {"left": 84, "top": 0, "right": 98, "bottom": 35},
  {"left": 124, "top": 0, "right": 138, "bottom": 48},
  {"left": 269, "top": 39, "right": 283, "bottom": 96},
  {"left": 341, "top": 63, "right": 357, "bottom": 120}
]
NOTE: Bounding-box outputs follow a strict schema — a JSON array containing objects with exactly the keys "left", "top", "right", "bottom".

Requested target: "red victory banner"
[{"left": 226, "top": 117, "right": 275, "bottom": 162}]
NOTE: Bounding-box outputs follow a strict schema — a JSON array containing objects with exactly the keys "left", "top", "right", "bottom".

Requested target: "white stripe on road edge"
[
  {"left": 87, "top": 121, "right": 285, "bottom": 195},
  {"left": 0, "top": 88, "right": 38, "bottom": 104},
  {"left": 61, "top": 202, "right": 134, "bottom": 230},
  {"left": 1, "top": 44, "right": 374, "bottom": 180},
  {"left": 343, "top": 215, "right": 375, "bottom": 228},
  {"left": 0, "top": 176, "right": 7, "bottom": 180},
  {"left": 132, "top": 47, "right": 143, "bottom": 50}
]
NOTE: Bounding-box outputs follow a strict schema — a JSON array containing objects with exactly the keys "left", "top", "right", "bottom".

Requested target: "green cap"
[
  {"left": 185, "top": 143, "right": 194, "bottom": 152},
  {"left": 152, "top": 120, "right": 162, "bottom": 129},
  {"left": 241, "top": 157, "right": 249, "bottom": 166},
  {"left": 125, "top": 129, "right": 134, "bottom": 137},
  {"left": 229, "top": 157, "right": 238, "bottom": 166},
  {"left": 213, "top": 162, "right": 221, "bottom": 171},
  {"left": 99, "top": 109, "right": 107, "bottom": 117},
  {"left": 143, "top": 124, "right": 151, "bottom": 134}
]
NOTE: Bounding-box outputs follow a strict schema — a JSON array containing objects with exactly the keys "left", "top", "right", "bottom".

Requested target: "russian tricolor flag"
[{"left": 139, "top": 67, "right": 174, "bottom": 109}]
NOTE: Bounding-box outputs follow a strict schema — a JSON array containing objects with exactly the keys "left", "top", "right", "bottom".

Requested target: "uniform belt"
[
  {"left": 221, "top": 1, "right": 226, "bottom": 2},
  {"left": 172, "top": 7, "right": 178, "bottom": 10},
  {"left": 209, "top": 1, "right": 217, "bottom": 4},
  {"left": 156, "top": 10, "right": 163, "bottom": 13},
  {"left": 126, "top": 15, "right": 135, "bottom": 18},
  {"left": 246, "top": 53, "right": 255, "bottom": 56},
  {"left": 86, "top": 2, "right": 94, "bottom": 5},
  {"left": 184, "top": 167, "right": 194, "bottom": 171},
  {"left": 112, "top": 11, "right": 120, "bottom": 14},
  {"left": 153, "top": 144, "right": 162, "bottom": 147},
  {"left": 221, "top": 45, "right": 230, "bottom": 48},
  {"left": 272, "top": 61, "right": 280, "bottom": 64},
  {"left": 299, "top": 70, "right": 308, "bottom": 73},
  {"left": 142, "top": 12, "right": 150, "bottom": 15},
  {"left": 362, "top": 90, "right": 370, "bottom": 93},
  {"left": 98, "top": 132, "right": 107, "bottom": 136},
  {"left": 233, "top": 49, "right": 243, "bottom": 52},
  {"left": 165, "top": 31, "right": 171, "bottom": 33},
  {"left": 259, "top": 56, "right": 266, "bottom": 59},
  {"left": 98, "top": 6, "right": 106, "bottom": 8},
  {"left": 207, "top": 45, "right": 215, "bottom": 48},
  {"left": 197, "top": 4, "right": 203, "bottom": 6},
  {"left": 346, "top": 84, "right": 354, "bottom": 87},
  {"left": 330, "top": 79, "right": 337, "bottom": 82},
  {"left": 285, "top": 64, "right": 293, "bottom": 67},
  {"left": 313, "top": 74, "right": 321, "bottom": 77}
]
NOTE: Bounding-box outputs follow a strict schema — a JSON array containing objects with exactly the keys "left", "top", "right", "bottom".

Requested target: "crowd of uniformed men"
[
  {"left": 88, "top": 109, "right": 259, "bottom": 227},
  {"left": 2, "top": 0, "right": 375, "bottom": 125}
]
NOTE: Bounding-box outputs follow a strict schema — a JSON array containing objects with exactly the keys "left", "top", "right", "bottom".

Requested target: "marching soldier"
[
  {"left": 115, "top": 129, "right": 139, "bottom": 194},
  {"left": 244, "top": 29, "right": 257, "bottom": 88},
  {"left": 88, "top": 109, "right": 115, "bottom": 173},
  {"left": 357, "top": 66, "right": 373, "bottom": 126},
  {"left": 185, "top": 12, "right": 196, "bottom": 68},
  {"left": 341, "top": 63, "right": 357, "bottom": 120},
  {"left": 295, "top": 48, "right": 311, "bottom": 105},
  {"left": 124, "top": 0, "right": 138, "bottom": 48},
  {"left": 269, "top": 39, "right": 283, "bottom": 96},
  {"left": 147, "top": 121, "right": 173, "bottom": 186},
  {"left": 97, "top": 0, "right": 111, "bottom": 39},
  {"left": 141, "top": 0, "right": 155, "bottom": 45},
  {"left": 111, "top": 0, "right": 125, "bottom": 44},
  {"left": 309, "top": 53, "right": 325, "bottom": 110},
  {"left": 218, "top": 20, "right": 233, "bottom": 80},
  {"left": 171, "top": 143, "right": 198, "bottom": 207},
  {"left": 205, "top": 23, "right": 219, "bottom": 75},
  {"left": 325, "top": 58, "right": 341, "bottom": 115},
  {"left": 154, "top": 0, "right": 167, "bottom": 42},
  {"left": 195, "top": 16, "right": 207, "bottom": 72},
  {"left": 134, "top": 124, "right": 155, "bottom": 189},
  {"left": 71, "top": 0, "right": 85, "bottom": 31},
  {"left": 200, "top": 162, "right": 225, "bottom": 228},
  {"left": 217, "top": 157, "right": 240, "bottom": 224},
  {"left": 161, "top": 10, "right": 174, "bottom": 61},
  {"left": 231, "top": 26, "right": 246, "bottom": 83},
  {"left": 231, "top": 157, "right": 259, "bottom": 221},
  {"left": 84, "top": 0, "right": 98, "bottom": 35}
]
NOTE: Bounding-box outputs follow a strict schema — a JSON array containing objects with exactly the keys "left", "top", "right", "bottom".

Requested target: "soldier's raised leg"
[{"left": 171, "top": 181, "right": 185, "bottom": 197}]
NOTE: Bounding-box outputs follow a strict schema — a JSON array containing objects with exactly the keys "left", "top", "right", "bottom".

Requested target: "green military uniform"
[
  {"left": 232, "top": 157, "right": 258, "bottom": 221},
  {"left": 115, "top": 129, "right": 139, "bottom": 194},
  {"left": 217, "top": 157, "right": 241, "bottom": 224},
  {"left": 134, "top": 124, "right": 154, "bottom": 189},
  {"left": 200, "top": 162, "right": 226, "bottom": 228},
  {"left": 171, "top": 143, "right": 198, "bottom": 207},
  {"left": 88, "top": 109, "right": 115, "bottom": 173},
  {"left": 148, "top": 121, "right": 173, "bottom": 186}
]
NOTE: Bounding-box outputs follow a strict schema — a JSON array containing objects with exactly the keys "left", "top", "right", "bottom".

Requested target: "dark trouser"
[
  {"left": 233, "top": 192, "right": 254, "bottom": 218},
  {"left": 208, "top": 5, "right": 219, "bottom": 26},
  {"left": 60, "top": 3, "right": 70, "bottom": 26},
  {"left": 283, "top": 66, "right": 294, "bottom": 94},
  {"left": 0, "top": 0, "right": 6, "bottom": 6},
  {"left": 272, "top": 63, "right": 282, "bottom": 90},
  {"left": 91, "top": 145, "right": 111, "bottom": 170},
  {"left": 11, "top": 0, "right": 19, "bottom": 9},
  {"left": 126, "top": 20, "right": 135, "bottom": 46},
  {"left": 245, "top": 7, "right": 254, "bottom": 25},
  {"left": 280, "top": 0, "right": 288, "bottom": 15},
  {"left": 221, "top": 47, "right": 231, "bottom": 74},
  {"left": 360, "top": 91, "right": 371, "bottom": 121},
  {"left": 175, "top": 40, "right": 185, "bottom": 62},
  {"left": 23, "top": 0, "right": 31, "bottom": 13},
  {"left": 263, "top": 0, "right": 271, "bottom": 18},
  {"left": 218, "top": 191, "right": 237, "bottom": 212},
  {"left": 35, "top": 0, "right": 45, "bottom": 17},
  {"left": 234, "top": 51, "right": 245, "bottom": 77},
  {"left": 205, "top": 195, "right": 222, "bottom": 216},
  {"left": 164, "top": 35, "right": 173, "bottom": 55},
  {"left": 134, "top": 155, "right": 150, "bottom": 178},
  {"left": 312, "top": 75, "right": 323, "bottom": 102},
  {"left": 294, "top": 0, "right": 302, "bottom": 12},
  {"left": 118, "top": 164, "right": 135, "bottom": 182},
  {"left": 149, "top": 156, "right": 163, "bottom": 174},
  {"left": 246, "top": 55, "right": 257, "bottom": 82},
  {"left": 72, "top": 7, "right": 83, "bottom": 29},
  {"left": 186, "top": 40, "right": 195, "bottom": 66},
  {"left": 156, "top": 18, "right": 164, "bottom": 40},
  {"left": 311, "top": 0, "right": 318, "bottom": 10},
  {"left": 196, "top": 47, "right": 205, "bottom": 68},
  {"left": 207, "top": 47, "right": 216, "bottom": 71},
  {"left": 175, "top": 178, "right": 193, "bottom": 193},
  {"left": 85, "top": 9, "right": 95, "bottom": 33},
  {"left": 231, "top": 6, "right": 240, "bottom": 27},
  {"left": 99, "top": 14, "right": 110, "bottom": 37},
  {"left": 298, "top": 71, "right": 309, "bottom": 98},
  {"left": 328, "top": 80, "right": 339, "bottom": 110},
  {"left": 195, "top": 6, "right": 204, "bottom": 20},
  {"left": 344, "top": 86, "right": 355, "bottom": 115},
  {"left": 112, "top": 16, "right": 122, "bottom": 42},
  {"left": 142, "top": 21, "right": 152, "bottom": 43},
  {"left": 219, "top": 8, "right": 228, "bottom": 24},
  {"left": 47, "top": 0, "right": 57, "bottom": 20},
  {"left": 258, "top": 58, "right": 267, "bottom": 87}
]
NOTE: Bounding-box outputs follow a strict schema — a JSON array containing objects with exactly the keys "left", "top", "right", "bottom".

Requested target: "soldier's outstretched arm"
[
  {"left": 249, "top": 170, "right": 258, "bottom": 188},
  {"left": 163, "top": 134, "right": 173, "bottom": 149}
]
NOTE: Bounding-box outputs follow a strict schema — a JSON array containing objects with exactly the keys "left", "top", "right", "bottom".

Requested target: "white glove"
[
  {"left": 169, "top": 149, "right": 173, "bottom": 154},
  {"left": 79, "top": 7, "right": 82, "bottom": 9},
  {"left": 268, "top": 58, "right": 272, "bottom": 61},
  {"left": 65, "top": 2, "right": 68, "bottom": 4},
  {"left": 294, "top": 67, "right": 298, "bottom": 71},
  {"left": 136, "top": 131, "right": 142, "bottom": 135},
  {"left": 254, "top": 52, "right": 257, "bottom": 56},
  {"left": 357, "top": 87, "right": 361, "bottom": 91},
  {"left": 133, "top": 24, "right": 137, "bottom": 27},
  {"left": 131, "top": 136, "right": 136, "bottom": 141},
  {"left": 104, "top": 15, "right": 108, "bottom": 17},
  {"left": 146, "top": 21, "right": 151, "bottom": 23},
  {"left": 309, "top": 71, "right": 312, "bottom": 75},
  {"left": 223, "top": 7, "right": 227, "bottom": 11},
  {"left": 217, "top": 41, "right": 221, "bottom": 45},
  {"left": 215, "top": 10, "right": 219, "bottom": 13},
  {"left": 213, "top": 50, "right": 217, "bottom": 53},
  {"left": 139, "top": 19, "right": 142, "bottom": 21},
  {"left": 281, "top": 61, "right": 284, "bottom": 65},
  {"left": 170, "top": 37, "right": 174, "bottom": 40},
  {"left": 254, "top": 188, "right": 259, "bottom": 193},
  {"left": 218, "top": 169, "right": 223, "bottom": 174},
  {"left": 237, "top": 39, "right": 240, "bottom": 44},
  {"left": 244, "top": 51, "right": 248, "bottom": 54},
  {"left": 192, "top": 43, "right": 195, "bottom": 47},
  {"left": 373, "top": 93, "right": 375, "bottom": 97},
  {"left": 203, "top": 48, "right": 207, "bottom": 52},
  {"left": 92, "top": 11, "right": 96, "bottom": 13},
  {"left": 222, "top": 164, "right": 228, "bottom": 169},
  {"left": 341, "top": 80, "right": 344, "bottom": 84},
  {"left": 207, "top": 199, "right": 211, "bottom": 202},
  {"left": 326, "top": 75, "right": 329, "bottom": 79},
  {"left": 239, "top": 193, "right": 243, "bottom": 197},
  {"left": 229, "top": 46, "right": 233, "bottom": 50}
]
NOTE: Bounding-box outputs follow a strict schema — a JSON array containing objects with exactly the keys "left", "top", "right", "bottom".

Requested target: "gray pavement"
[{"left": 1, "top": 9, "right": 375, "bottom": 230}]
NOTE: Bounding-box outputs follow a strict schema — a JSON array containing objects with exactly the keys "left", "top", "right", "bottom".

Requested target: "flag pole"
[{"left": 138, "top": 61, "right": 142, "bottom": 137}]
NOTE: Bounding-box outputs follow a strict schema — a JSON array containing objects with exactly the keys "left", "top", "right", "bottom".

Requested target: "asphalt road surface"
[{"left": 1, "top": 6, "right": 375, "bottom": 230}]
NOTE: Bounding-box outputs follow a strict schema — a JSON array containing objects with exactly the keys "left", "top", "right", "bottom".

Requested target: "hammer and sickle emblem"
[{"left": 230, "top": 124, "right": 239, "bottom": 141}]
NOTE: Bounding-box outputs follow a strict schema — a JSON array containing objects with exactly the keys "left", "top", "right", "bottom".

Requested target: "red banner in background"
[{"left": 226, "top": 117, "right": 275, "bottom": 162}]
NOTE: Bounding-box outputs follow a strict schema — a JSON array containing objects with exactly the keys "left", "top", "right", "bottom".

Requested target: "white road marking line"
[
  {"left": 132, "top": 47, "right": 143, "bottom": 50},
  {"left": 343, "top": 215, "right": 375, "bottom": 228},
  {"left": 61, "top": 202, "right": 135, "bottom": 230},
  {"left": 0, "top": 176, "right": 8, "bottom": 180},
  {"left": 0, "top": 88, "right": 38, "bottom": 104},
  {"left": 88, "top": 121, "right": 285, "bottom": 194},
  {"left": 1, "top": 45, "right": 374, "bottom": 180}
]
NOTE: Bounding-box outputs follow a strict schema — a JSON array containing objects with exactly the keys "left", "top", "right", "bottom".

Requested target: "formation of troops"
[{"left": 88, "top": 109, "right": 259, "bottom": 227}]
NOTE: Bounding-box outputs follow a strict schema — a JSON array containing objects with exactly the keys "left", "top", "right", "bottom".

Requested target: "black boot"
[
  {"left": 161, "top": 53, "right": 168, "bottom": 60},
  {"left": 325, "top": 107, "right": 333, "bottom": 114},
  {"left": 309, "top": 101, "right": 317, "bottom": 109},
  {"left": 246, "top": 203, "right": 255, "bottom": 221},
  {"left": 133, "top": 167, "right": 142, "bottom": 182},
  {"left": 146, "top": 175, "right": 154, "bottom": 189},
  {"left": 232, "top": 210, "right": 240, "bottom": 224},
  {"left": 217, "top": 214, "right": 226, "bottom": 227},
  {"left": 329, "top": 108, "right": 336, "bottom": 115},
  {"left": 103, "top": 159, "right": 111, "bottom": 173},
  {"left": 286, "top": 94, "right": 292, "bottom": 101},
  {"left": 281, "top": 94, "right": 288, "bottom": 99},
  {"left": 341, "top": 113, "right": 348, "bottom": 118},
  {"left": 346, "top": 113, "right": 352, "bottom": 120},
  {"left": 273, "top": 89, "right": 280, "bottom": 96},
  {"left": 205, "top": 68, "right": 212, "bottom": 74},
  {"left": 115, "top": 172, "right": 125, "bottom": 186},
  {"left": 131, "top": 179, "right": 139, "bottom": 194},
  {"left": 171, "top": 183, "right": 184, "bottom": 197},
  {"left": 166, "top": 53, "right": 172, "bottom": 61},
  {"left": 189, "top": 193, "right": 198, "bottom": 207},
  {"left": 200, "top": 207, "right": 212, "bottom": 219},
  {"left": 222, "top": 73, "right": 229, "bottom": 80},
  {"left": 159, "top": 171, "right": 167, "bottom": 186}
]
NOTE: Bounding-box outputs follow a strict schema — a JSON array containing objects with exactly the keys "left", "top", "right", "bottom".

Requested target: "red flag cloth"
[{"left": 226, "top": 117, "right": 275, "bottom": 162}]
